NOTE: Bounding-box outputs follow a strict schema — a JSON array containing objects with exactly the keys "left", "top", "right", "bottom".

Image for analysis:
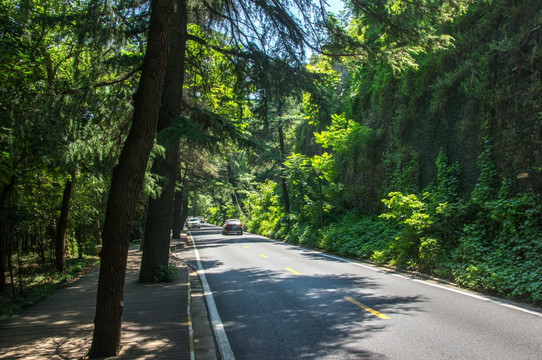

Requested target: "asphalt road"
[{"left": 189, "top": 224, "right": 542, "bottom": 360}]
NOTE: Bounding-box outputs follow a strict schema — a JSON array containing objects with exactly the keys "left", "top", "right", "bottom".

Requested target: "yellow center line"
[
  {"left": 243, "top": 246, "right": 249, "bottom": 249},
  {"left": 259, "top": 254, "right": 268, "bottom": 258},
  {"left": 285, "top": 267, "right": 301, "bottom": 275},
  {"left": 345, "top": 297, "right": 390, "bottom": 320}
]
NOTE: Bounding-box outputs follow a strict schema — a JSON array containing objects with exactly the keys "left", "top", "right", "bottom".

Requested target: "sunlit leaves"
[
  {"left": 185, "top": 24, "right": 252, "bottom": 129},
  {"left": 314, "top": 113, "right": 371, "bottom": 157},
  {"left": 337, "top": 0, "right": 475, "bottom": 71}
]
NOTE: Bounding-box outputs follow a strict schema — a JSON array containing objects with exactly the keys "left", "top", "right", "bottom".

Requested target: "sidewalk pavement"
[{"left": 0, "top": 233, "right": 218, "bottom": 360}]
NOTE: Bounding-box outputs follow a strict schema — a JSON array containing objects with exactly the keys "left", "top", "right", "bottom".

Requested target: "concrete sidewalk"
[{"left": 0, "top": 235, "right": 218, "bottom": 360}]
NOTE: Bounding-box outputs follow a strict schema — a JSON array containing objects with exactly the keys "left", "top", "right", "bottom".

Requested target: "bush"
[
  {"left": 453, "top": 189, "right": 542, "bottom": 303},
  {"left": 320, "top": 214, "right": 397, "bottom": 260},
  {"left": 153, "top": 264, "right": 179, "bottom": 283},
  {"left": 380, "top": 192, "right": 437, "bottom": 270}
]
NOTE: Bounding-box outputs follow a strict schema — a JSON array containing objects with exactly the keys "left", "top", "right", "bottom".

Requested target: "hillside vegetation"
[
  {"left": 1, "top": 0, "right": 541, "bottom": 324},
  {"left": 206, "top": 0, "right": 542, "bottom": 304}
]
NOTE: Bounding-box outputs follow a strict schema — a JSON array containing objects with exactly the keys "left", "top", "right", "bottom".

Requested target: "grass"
[{"left": 1, "top": 255, "right": 100, "bottom": 321}]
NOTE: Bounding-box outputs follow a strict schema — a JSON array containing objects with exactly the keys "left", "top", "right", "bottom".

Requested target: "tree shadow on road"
[{"left": 204, "top": 265, "right": 426, "bottom": 359}]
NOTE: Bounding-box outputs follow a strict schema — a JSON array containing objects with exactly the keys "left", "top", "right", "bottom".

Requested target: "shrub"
[
  {"left": 453, "top": 188, "right": 542, "bottom": 303},
  {"left": 153, "top": 264, "right": 179, "bottom": 283},
  {"left": 320, "top": 214, "right": 397, "bottom": 260}
]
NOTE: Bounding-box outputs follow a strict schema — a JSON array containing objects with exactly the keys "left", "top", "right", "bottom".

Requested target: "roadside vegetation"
[
  {"left": 204, "top": 0, "right": 542, "bottom": 305},
  {"left": 207, "top": 145, "right": 542, "bottom": 305},
  {"left": 1, "top": 0, "right": 541, "bottom": 354}
]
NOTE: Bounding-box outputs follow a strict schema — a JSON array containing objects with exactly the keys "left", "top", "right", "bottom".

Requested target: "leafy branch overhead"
[
  {"left": 157, "top": 108, "right": 253, "bottom": 152},
  {"left": 325, "top": 0, "right": 473, "bottom": 70}
]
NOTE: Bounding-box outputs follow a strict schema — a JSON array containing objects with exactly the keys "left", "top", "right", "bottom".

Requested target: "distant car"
[
  {"left": 187, "top": 217, "right": 201, "bottom": 229},
  {"left": 222, "top": 219, "right": 243, "bottom": 235},
  {"left": 198, "top": 216, "right": 206, "bottom": 223}
]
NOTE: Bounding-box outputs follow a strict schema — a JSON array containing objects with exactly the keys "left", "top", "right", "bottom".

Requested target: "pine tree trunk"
[
  {"left": 172, "top": 190, "right": 184, "bottom": 239},
  {"left": 0, "top": 181, "right": 14, "bottom": 293},
  {"left": 139, "top": 0, "right": 187, "bottom": 283},
  {"left": 139, "top": 144, "right": 180, "bottom": 282},
  {"left": 0, "top": 230, "right": 6, "bottom": 293},
  {"left": 55, "top": 171, "right": 75, "bottom": 272},
  {"left": 181, "top": 190, "right": 189, "bottom": 226},
  {"left": 87, "top": 0, "right": 174, "bottom": 357},
  {"left": 278, "top": 124, "right": 291, "bottom": 214}
]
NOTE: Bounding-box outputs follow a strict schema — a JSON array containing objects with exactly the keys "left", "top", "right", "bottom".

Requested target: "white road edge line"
[
  {"left": 204, "top": 227, "right": 542, "bottom": 318},
  {"left": 189, "top": 231, "right": 236, "bottom": 360},
  {"left": 317, "top": 252, "right": 542, "bottom": 318}
]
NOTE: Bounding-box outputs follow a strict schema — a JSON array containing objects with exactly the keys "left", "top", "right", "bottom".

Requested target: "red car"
[{"left": 222, "top": 219, "right": 243, "bottom": 235}]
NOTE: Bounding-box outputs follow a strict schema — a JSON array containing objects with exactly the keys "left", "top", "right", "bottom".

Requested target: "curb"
[{"left": 172, "top": 234, "right": 220, "bottom": 360}]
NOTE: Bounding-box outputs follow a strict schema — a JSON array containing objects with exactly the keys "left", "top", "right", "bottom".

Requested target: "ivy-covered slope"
[
  {"left": 347, "top": 0, "right": 542, "bottom": 205},
  {"left": 277, "top": 0, "right": 542, "bottom": 304}
]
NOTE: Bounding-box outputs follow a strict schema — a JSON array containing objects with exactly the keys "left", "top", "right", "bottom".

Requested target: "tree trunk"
[
  {"left": 93, "top": 219, "right": 101, "bottom": 246},
  {"left": 278, "top": 124, "right": 291, "bottom": 214},
  {"left": 139, "top": 0, "right": 187, "bottom": 283},
  {"left": 139, "top": 144, "right": 180, "bottom": 282},
  {"left": 0, "top": 180, "right": 15, "bottom": 293},
  {"left": 0, "top": 228, "right": 6, "bottom": 293},
  {"left": 87, "top": 0, "right": 174, "bottom": 357},
  {"left": 77, "top": 226, "right": 85, "bottom": 259},
  {"left": 55, "top": 171, "right": 75, "bottom": 272},
  {"left": 172, "top": 190, "right": 184, "bottom": 239},
  {"left": 181, "top": 190, "right": 189, "bottom": 227}
]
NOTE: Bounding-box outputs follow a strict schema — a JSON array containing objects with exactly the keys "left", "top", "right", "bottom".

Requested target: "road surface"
[{"left": 188, "top": 224, "right": 542, "bottom": 359}]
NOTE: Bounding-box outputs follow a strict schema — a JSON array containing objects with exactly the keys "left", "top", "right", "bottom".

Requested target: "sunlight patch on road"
[{"left": 345, "top": 297, "right": 390, "bottom": 319}]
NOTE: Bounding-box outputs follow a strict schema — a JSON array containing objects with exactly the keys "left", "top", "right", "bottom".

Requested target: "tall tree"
[
  {"left": 139, "top": 0, "right": 324, "bottom": 274},
  {"left": 54, "top": 170, "right": 76, "bottom": 272},
  {"left": 139, "top": 0, "right": 188, "bottom": 283},
  {"left": 1, "top": 0, "right": 139, "bottom": 291},
  {"left": 88, "top": 0, "right": 175, "bottom": 356}
]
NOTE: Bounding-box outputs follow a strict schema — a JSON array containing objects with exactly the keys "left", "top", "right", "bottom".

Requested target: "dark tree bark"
[
  {"left": 139, "top": 144, "right": 180, "bottom": 282},
  {"left": 0, "top": 180, "right": 15, "bottom": 293},
  {"left": 93, "top": 219, "right": 101, "bottom": 246},
  {"left": 180, "top": 190, "right": 189, "bottom": 226},
  {"left": 278, "top": 123, "right": 291, "bottom": 215},
  {"left": 0, "top": 228, "right": 6, "bottom": 293},
  {"left": 139, "top": 0, "right": 188, "bottom": 283},
  {"left": 87, "top": 0, "right": 174, "bottom": 357},
  {"left": 171, "top": 189, "right": 184, "bottom": 239},
  {"left": 55, "top": 171, "right": 75, "bottom": 272}
]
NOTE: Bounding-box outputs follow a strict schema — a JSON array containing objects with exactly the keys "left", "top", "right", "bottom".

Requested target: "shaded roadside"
[{"left": 0, "top": 244, "right": 192, "bottom": 359}]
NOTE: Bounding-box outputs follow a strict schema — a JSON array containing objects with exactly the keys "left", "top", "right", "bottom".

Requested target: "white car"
[{"left": 187, "top": 217, "right": 201, "bottom": 229}]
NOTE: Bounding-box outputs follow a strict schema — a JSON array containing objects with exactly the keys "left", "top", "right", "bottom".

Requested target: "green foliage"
[
  {"left": 433, "top": 150, "right": 462, "bottom": 203},
  {"left": 153, "top": 264, "right": 179, "bottom": 283},
  {"left": 384, "top": 147, "right": 420, "bottom": 195},
  {"left": 362, "top": 150, "right": 462, "bottom": 273},
  {"left": 198, "top": 0, "right": 542, "bottom": 308},
  {"left": 287, "top": 221, "right": 321, "bottom": 248},
  {"left": 470, "top": 139, "right": 499, "bottom": 205},
  {"left": 380, "top": 192, "right": 437, "bottom": 271},
  {"left": 314, "top": 113, "right": 374, "bottom": 161},
  {"left": 244, "top": 180, "right": 284, "bottom": 237},
  {"left": 303, "top": 57, "right": 342, "bottom": 128},
  {"left": 319, "top": 214, "right": 398, "bottom": 260},
  {"left": 453, "top": 183, "right": 542, "bottom": 303}
]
